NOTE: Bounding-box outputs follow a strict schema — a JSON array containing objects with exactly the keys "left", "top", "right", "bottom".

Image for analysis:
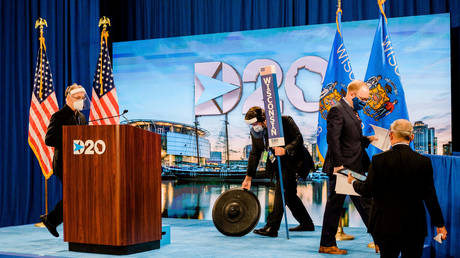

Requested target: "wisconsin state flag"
[
  {"left": 362, "top": 3, "right": 410, "bottom": 157},
  {"left": 317, "top": 10, "right": 355, "bottom": 163}
]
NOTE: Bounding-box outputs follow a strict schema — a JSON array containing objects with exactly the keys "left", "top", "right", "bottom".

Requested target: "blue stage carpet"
[{"left": 0, "top": 218, "right": 377, "bottom": 257}]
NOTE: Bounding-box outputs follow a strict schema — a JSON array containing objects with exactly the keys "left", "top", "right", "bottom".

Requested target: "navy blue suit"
[{"left": 320, "top": 99, "right": 373, "bottom": 247}]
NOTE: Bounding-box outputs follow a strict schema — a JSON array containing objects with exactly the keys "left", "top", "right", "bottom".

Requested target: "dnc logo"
[{"left": 73, "top": 140, "right": 106, "bottom": 155}]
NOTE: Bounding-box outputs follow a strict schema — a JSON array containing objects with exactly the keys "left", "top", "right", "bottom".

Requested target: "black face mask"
[
  {"left": 352, "top": 96, "right": 366, "bottom": 111},
  {"left": 250, "top": 126, "right": 266, "bottom": 139}
]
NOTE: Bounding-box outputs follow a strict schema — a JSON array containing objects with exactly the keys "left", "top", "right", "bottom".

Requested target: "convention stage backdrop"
[
  {"left": 112, "top": 14, "right": 451, "bottom": 226},
  {"left": 114, "top": 13, "right": 451, "bottom": 160}
]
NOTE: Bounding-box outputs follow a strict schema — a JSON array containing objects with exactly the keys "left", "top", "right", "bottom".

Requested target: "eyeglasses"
[{"left": 71, "top": 95, "right": 86, "bottom": 101}]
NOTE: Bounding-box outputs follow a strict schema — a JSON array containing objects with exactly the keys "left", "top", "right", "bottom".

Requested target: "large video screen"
[
  {"left": 114, "top": 13, "right": 450, "bottom": 158},
  {"left": 113, "top": 14, "right": 451, "bottom": 225}
]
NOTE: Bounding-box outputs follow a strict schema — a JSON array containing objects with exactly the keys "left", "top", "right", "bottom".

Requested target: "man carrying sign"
[{"left": 242, "top": 106, "right": 315, "bottom": 237}]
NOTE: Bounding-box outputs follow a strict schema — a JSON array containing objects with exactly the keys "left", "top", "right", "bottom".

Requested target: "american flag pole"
[
  {"left": 89, "top": 16, "right": 120, "bottom": 125},
  {"left": 38, "top": 18, "right": 48, "bottom": 218},
  {"left": 29, "top": 18, "right": 59, "bottom": 226}
]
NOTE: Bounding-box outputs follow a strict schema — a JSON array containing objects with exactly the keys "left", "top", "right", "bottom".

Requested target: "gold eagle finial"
[
  {"left": 35, "top": 17, "right": 48, "bottom": 30},
  {"left": 98, "top": 16, "right": 111, "bottom": 29}
]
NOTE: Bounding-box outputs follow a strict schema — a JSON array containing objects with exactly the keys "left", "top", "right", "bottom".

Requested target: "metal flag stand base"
[{"left": 276, "top": 156, "right": 289, "bottom": 239}]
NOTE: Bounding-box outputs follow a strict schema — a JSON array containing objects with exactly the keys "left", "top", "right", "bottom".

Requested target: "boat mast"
[
  {"left": 225, "top": 114, "right": 230, "bottom": 167},
  {"left": 194, "top": 116, "right": 201, "bottom": 166}
]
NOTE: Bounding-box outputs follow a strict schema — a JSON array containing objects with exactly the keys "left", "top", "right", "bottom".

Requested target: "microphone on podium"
[{"left": 89, "top": 109, "right": 129, "bottom": 123}]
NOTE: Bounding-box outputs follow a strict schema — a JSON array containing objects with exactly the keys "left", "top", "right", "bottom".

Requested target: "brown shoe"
[{"left": 318, "top": 246, "right": 347, "bottom": 255}]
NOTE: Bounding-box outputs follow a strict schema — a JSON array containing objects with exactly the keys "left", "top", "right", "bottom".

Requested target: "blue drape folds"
[
  {"left": 0, "top": 1, "right": 459, "bottom": 247},
  {"left": 99, "top": 0, "right": 460, "bottom": 38},
  {"left": 426, "top": 155, "right": 460, "bottom": 258},
  {"left": 0, "top": 0, "right": 99, "bottom": 227}
]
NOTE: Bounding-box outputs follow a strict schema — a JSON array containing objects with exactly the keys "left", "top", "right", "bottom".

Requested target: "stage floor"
[{"left": 0, "top": 218, "right": 377, "bottom": 257}]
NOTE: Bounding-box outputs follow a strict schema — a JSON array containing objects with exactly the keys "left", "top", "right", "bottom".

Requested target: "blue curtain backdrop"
[
  {"left": 0, "top": 0, "right": 99, "bottom": 227},
  {"left": 1, "top": 0, "right": 459, "bottom": 233}
]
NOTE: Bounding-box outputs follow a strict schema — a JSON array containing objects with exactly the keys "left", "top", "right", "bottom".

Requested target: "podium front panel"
[{"left": 63, "top": 125, "right": 161, "bottom": 248}]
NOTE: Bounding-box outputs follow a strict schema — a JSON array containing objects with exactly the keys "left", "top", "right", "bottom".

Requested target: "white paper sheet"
[
  {"left": 370, "top": 124, "right": 391, "bottom": 151},
  {"left": 335, "top": 173, "right": 360, "bottom": 196},
  {"left": 434, "top": 233, "right": 444, "bottom": 244}
]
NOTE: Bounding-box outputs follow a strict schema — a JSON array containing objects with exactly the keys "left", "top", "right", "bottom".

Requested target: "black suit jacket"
[
  {"left": 323, "top": 99, "right": 370, "bottom": 174},
  {"left": 45, "top": 104, "right": 87, "bottom": 179},
  {"left": 246, "top": 116, "right": 313, "bottom": 178},
  {"left": 353, "top": 144, "right": 445, "bottom": 240}
]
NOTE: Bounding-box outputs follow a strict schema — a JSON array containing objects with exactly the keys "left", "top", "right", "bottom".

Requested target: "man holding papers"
[
  {"left": 319, "top": 80, "right": 377, "bottom": 254},
  {"left": 349, "top": 119, "right": 447, "bottom": 257}
]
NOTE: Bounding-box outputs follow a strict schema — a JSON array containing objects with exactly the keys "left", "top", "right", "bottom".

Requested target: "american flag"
[
  {"left": 28, "top": 44, "right": 59, "bottom": 179},
  {"left": 89, "top": 33, "right": 120, "bottom": 125}
]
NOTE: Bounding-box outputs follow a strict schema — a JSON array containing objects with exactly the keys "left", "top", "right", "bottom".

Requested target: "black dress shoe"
[
  {"left": 40, "top": 215, "right": 59, "bottom": 237},
  {"left": 289, "top": 224, "right": 315, "bottom": 231},
  {"left": 253, "top": 227, "right": 278, "bottom": 237}
]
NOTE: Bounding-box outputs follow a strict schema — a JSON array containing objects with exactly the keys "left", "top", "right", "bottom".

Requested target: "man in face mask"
[
  {"left": 242, "top": 106, "right": 315, "bottom": 237},
  {"left": 41, "top": 83, "right": 87, "bottom": 237},
  {"left": 319, "top": 80, "right": 378, "bottom": 255}
]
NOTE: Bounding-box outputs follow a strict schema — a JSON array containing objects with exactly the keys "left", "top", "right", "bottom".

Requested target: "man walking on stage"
[
  {"left": 348, "top": 119, "right": 447, "bottom": 257},
  {"left": 41, "top": 84, "right": 87, "bottom": 237},
  {"left": 319, "top": 80, "right": 377, "bottom": 254},
  {"left": 242, "top": 106, "right": 315, "bottom": 237}
]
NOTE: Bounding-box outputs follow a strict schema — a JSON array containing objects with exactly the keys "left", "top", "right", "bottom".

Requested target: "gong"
[{"left": 212, "top": 188, "right": 261, "bottom": 236}]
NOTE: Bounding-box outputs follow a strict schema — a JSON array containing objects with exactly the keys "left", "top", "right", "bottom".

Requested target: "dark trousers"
[
  {"left": 377, "top": 236, "right": 425, "bottom": 258},
  {"left": 266, "top": 171, "right": 314, "bottom": 231},
  {"left": 320, "top": 174, "right": 372, "bottom": 247},
  {"left": 47, "top": 171, "right": 63, "bottom": 227}
]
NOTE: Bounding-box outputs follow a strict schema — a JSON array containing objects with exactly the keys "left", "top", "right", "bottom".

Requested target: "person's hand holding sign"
[{"left": 273, "top": 147, "right": 286, "bottom": 156}]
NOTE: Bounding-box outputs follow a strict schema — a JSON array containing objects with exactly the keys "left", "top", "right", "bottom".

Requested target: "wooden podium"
[{"left": 62, "top": 125, "right": 162, "bottom": 255}]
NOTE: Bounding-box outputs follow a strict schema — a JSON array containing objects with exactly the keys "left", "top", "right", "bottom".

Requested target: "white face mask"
[
  {"left": 253, "top": 125, "right": 264, "bottom": 133},
  {"left": 73, "top": 99, "right": 84, "bottom": 111}
]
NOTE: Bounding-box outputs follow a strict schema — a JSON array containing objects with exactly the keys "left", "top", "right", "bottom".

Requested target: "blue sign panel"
[{"left": 260, "top": 65, "right": 285, "bottom": 147}]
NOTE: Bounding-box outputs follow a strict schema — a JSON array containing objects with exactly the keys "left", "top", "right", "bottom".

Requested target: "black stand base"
[{"left": 69, "top": 240, "right": 160, "bottom": 255}]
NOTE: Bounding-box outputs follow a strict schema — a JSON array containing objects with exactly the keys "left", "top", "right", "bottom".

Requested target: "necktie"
[{"left": 353, "top": 110, "right": 361, "bottom": 122}]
